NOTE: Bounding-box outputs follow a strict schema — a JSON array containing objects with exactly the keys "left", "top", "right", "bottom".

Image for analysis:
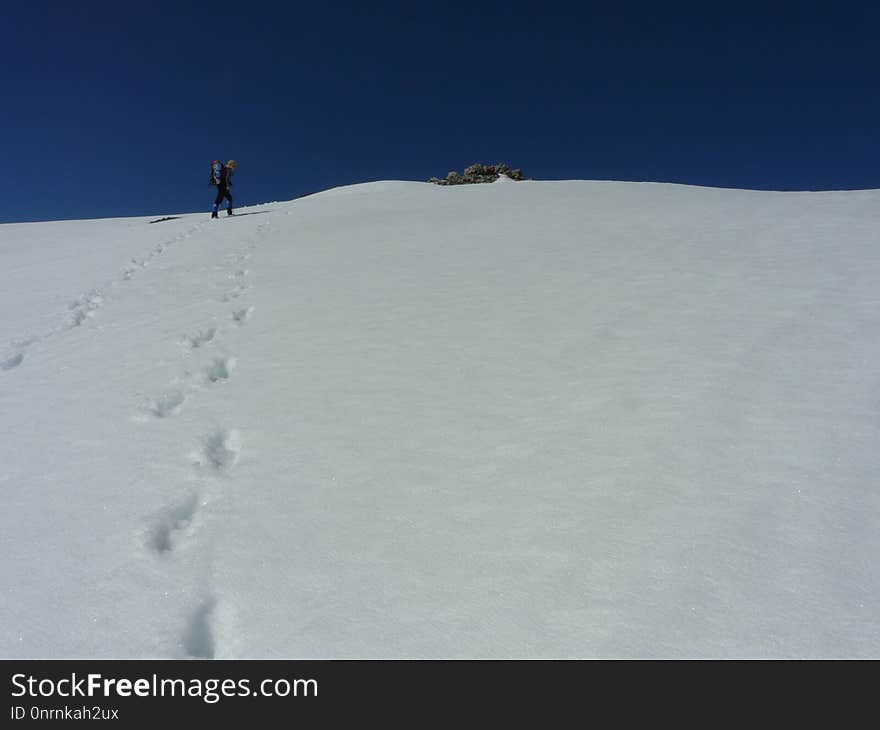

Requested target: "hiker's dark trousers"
[{"left": 213, "top": 185, "right": 232, "bottom": 213}]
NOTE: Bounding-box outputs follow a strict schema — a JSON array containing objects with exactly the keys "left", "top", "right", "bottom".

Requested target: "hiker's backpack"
[{"left": 209, "top": 160, "right": 224, "bottom": 186}]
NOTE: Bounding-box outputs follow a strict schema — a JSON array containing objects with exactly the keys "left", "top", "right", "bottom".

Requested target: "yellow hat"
[{"left": 227, "top": 159, "right": 237, "bottom": 168}]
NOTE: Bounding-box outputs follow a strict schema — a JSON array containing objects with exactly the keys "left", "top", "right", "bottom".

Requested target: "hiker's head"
[{"left": 227, "top": 160, "right": 238, "bottom": 169}]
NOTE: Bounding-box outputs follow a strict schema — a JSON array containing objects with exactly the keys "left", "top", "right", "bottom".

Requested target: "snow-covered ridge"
[{"left": 1, "top": 180, "right": 878, "bottom": 658}]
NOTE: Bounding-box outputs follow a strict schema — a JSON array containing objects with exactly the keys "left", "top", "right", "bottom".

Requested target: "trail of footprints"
[
  {"left": 2, "top": 214, "right": 266, "bottom": 657},
  {"left": 1, "top": 221, "right": 205, "bottom": 376},
  {"left": 140, "top": 239, "right": 261, "bottom": 658}
]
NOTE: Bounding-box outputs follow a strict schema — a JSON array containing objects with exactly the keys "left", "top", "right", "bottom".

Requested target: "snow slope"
[{"left": 1, "top": 179, "right": 879, "bottom": 658}]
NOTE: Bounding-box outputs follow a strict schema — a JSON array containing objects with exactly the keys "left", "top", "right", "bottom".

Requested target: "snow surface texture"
[{"left": 1, "top": 180, "right": 879, "bottom": 658}]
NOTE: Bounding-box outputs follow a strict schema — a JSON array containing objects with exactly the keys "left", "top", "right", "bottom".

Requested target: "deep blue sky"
[{"left": 3, "top": 1, "right": 879, "bottom": 222}]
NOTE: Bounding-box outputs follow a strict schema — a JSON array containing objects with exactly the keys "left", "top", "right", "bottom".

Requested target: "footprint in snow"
[
  {"left": 221, "top": 285, "right": 248, "bottom": 302},
  {"left": 232, "top": 307, "right": 253, "bottom": 325},
  {"left": 1, "top": 353, "right": 24, "bottom": 371},
  {"left": 66, "top": 291, "right": 104, "bottom": 328},
  {"left": 205, "top": 357, "right": 235, "bottom": 383},
  {"left": 148, "top": 390, "right": 187, "bottom": 418},
  {"left": 193, "top": 429, "right": 242, "bottom": 472},
  {"left": 146, "top": 491, "right": 201, "bottom": 555},
  {"left": 183, "top": 597, "right": 217, "bottom": 659},
  {"left": 184, "top": 596, "right": 239, "bottom": 659},
  {"left": 183, "top": 327, "right": 217, "bottom": 349}
]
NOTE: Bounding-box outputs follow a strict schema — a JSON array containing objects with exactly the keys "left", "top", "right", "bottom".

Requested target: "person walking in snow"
[{"left": 210, "top": 159, "right": 237, "bottom": 218}]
